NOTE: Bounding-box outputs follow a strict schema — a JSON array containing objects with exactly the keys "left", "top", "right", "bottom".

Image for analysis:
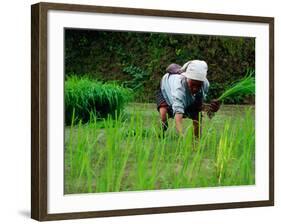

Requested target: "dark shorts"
[
  {"left": 156, "top": 89, "right": 174, "bottom": 118},
  {"left": 156, "top": 89, "right": 201, "bottom": 120}
]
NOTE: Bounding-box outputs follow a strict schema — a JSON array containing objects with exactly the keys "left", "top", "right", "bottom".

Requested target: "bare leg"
[
  {"left": 159, "top": 107, "right": 168, "bottom": 132},
  {"left": 175, "top": 113, "right": 184, "bottom": 136}
]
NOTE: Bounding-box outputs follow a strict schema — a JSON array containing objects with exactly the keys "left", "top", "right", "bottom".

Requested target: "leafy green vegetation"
[
  {"left": 65, "top": 29, "right": 255, "bottom": 103},
  {"left": 123, "top": 65, "right": 149, "bottom": 90},
  {"left": 64, "top": 103, "right": 255, "bottom": 194},
  {"left": 64, "top": 76, "right": 133, "bottom": 125}
]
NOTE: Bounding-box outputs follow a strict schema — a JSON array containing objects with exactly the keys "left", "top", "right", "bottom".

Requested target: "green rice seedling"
[
  {"left": 218, "top": 70, "right": 255, "bottom": 102},
  {"left": 113, "top": 132, "right": 133, "bottom": 192},
  {"left": 100, "top": 113, "right": 123, "bottom": 192},
  {"left": 225, "top": 107, "right": 255, "bottom": 185},
  {"left": 212, "top": 106, "right": 255, "bottom": 186},
  {"left": 65, "top": 118, "right": 90, "bottom": 192},
  {"left": 64, "top": 103, "right": 255, "bottom": 194},
  {"left": 110, "top": 112, "right": 132, "bottom": 192},
  {"left": 215, "top": 120, "right": 233, "bottom": 184},
  {"left": 149, "top": 137, "right": 165, "bottom": 189},
  {"left": 173, "top": 127, "right": 193, "bottom": 188},
  {"left": 68, "top": 108, "right": 76, "bottom": 178},
  {"left": 94, "top": 111, "right": 135, "bottom": 192},
  {"left": 65, "top": 75, "right": 133, "bottom": 125},
  {"left": 132, "top": 111, "right": 150, "bottom": 190},
  {"left": 205, "top": 70, "right": 255, "bottom": 118}
]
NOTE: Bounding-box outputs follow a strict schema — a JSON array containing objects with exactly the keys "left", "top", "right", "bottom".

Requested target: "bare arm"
[
  {"left": 192, "top": 113, "right": 202, "bottom": 139},
  {"left": 175, "top": 113, "right": 184, "bottom": 135},
  {"left": 175, "top": 113, "right": 202, "bottom": 138}
]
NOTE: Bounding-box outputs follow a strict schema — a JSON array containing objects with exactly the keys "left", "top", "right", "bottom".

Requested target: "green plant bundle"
[
  {"left": 218, "top": 71, "right": 255, "bottom": 102},
  {"left": 65, "top": 76, "right": 133, "bottom": 125}
]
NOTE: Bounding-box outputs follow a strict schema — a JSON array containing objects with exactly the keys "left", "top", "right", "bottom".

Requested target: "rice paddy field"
[{"left": 64, "top": 103, "right": 255, "bottom": 194}]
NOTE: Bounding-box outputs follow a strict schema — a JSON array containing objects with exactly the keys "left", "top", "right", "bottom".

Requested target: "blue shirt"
[{"left": 160, "top": 73, "right": 209, "bottom": 116}]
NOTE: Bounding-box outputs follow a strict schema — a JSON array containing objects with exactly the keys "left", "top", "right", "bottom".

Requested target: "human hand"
[{"left": 209, "top": 99, "right": 220, "bottom": 112}]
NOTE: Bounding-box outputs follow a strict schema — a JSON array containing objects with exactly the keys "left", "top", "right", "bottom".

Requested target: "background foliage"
[{"left": 65, "top": 29, "right": 255, "bottom": 103}]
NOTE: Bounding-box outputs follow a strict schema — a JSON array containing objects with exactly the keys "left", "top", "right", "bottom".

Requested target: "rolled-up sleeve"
[{"left": 170, "top": 78, "right": 186, "bottom": 115}]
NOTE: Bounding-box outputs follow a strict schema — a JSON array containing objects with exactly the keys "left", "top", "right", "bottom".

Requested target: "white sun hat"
[{"left": 181, "top": 60, "right": 208, "bottom": 82}]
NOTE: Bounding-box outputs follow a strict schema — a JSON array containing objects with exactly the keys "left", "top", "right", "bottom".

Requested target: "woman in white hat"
[{"left": 156, "top": 60, "right": 220, "bottom": 138}]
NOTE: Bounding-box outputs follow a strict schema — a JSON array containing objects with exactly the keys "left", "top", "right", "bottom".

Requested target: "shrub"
[
  {"left": 123, "top": 65, "right": 149, "bottom": 90},
  {"left": 65, "top": 76, "right": 133, "bottom": 125}
]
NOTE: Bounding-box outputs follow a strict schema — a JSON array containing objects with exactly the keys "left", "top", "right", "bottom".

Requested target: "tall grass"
[
  {"left": 65, "top": 76, "right": 133, "bottom": 125},
  {"left": 64, "top": 104, "right": 255, "bottom": 194}
]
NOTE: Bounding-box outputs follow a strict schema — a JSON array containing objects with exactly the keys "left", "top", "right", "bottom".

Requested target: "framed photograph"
[{"left": 31, "top": 2, "right": 274, "bottom": 221}]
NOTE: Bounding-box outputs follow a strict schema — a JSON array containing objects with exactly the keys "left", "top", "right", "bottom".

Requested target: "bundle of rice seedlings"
[
  {"left": 218, "top": 70, "right": 255, "bottom": 102},
  {"left": 65, "top": 75, "right": 133, "bottom": 125},
  {"left": 205, "top": 70, "right": 255, "bottom": 118}
]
